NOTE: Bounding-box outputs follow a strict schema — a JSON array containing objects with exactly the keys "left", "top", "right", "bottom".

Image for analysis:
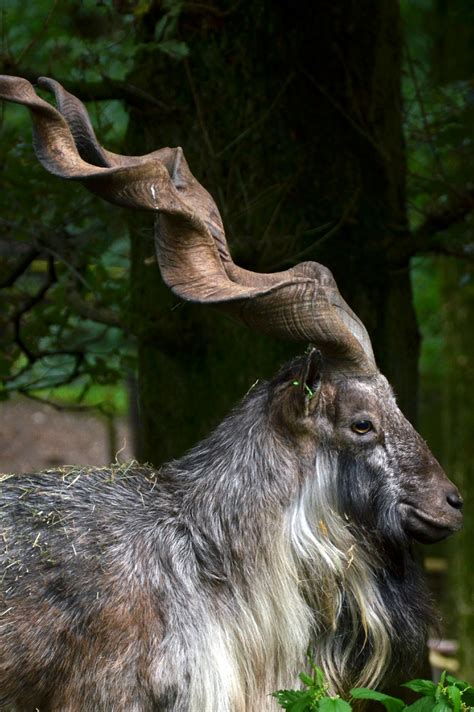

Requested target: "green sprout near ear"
[{"left": 292, "top": 381, "right": 315, "bottom": 399}]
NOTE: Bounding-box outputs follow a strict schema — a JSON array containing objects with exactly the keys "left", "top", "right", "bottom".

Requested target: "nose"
[{"left": 446, "top": 489, "right": 463, "bottom": 510}]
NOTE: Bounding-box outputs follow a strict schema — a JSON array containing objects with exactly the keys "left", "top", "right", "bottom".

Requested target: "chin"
[{"left": 401, "top": 502, "right": 463, "bottom": 544}]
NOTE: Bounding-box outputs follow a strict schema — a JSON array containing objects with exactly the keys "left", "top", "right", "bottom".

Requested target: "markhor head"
[{"left": 269, "top": 352, "right": 462, "bottom": 548}]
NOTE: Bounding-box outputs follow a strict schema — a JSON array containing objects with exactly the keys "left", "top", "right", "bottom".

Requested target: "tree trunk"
[{"left": 126, "top": 0, "right": 417, "bottom": 464}]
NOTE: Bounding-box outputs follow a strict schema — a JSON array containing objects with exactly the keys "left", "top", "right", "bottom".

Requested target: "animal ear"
[{"left": 290, "top": 348, "right": 323, "bottom": 416}]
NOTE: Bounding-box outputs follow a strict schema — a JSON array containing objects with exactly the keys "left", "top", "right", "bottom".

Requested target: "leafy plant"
[
  {"left": 273, "top": 666, "right": 474, "bottom": 712},
  {"left": 272, "top": 661, "right": 351, "bottom": 712}
]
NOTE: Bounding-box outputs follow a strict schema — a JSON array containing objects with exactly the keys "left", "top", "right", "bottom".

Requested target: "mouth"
[{"left": 400, "top": 503, "right": 463, "bottom": 544}]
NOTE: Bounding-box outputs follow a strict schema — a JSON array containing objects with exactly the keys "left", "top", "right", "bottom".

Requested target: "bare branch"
[
  {"left": 404, "top": 43, "right": 449, "bottom": 186},
  {"left": 0, "top": 65, "right": 171, "bottom": 110},
  {"left": 0, "top": 246, "right": 40, "bottom": 288},
  {"left": 411, "top": 187, "right": 474, "bottom": 257},
  {"left": 304, "top": 71, "right": 388, "bottom": 163},
  {"left": 11, "top": 255, "right": 57, "bottom": 363},
  {"left": 216, "top": 74, "right": 295, "bottom": 158},
  {"left": 184, "top": 59, "right": 215, "bottom": 158},
  {"left": 183, "top": 1, "right": 243, "bottom": 18},
  {"left": 66, "top": 287, "right": 124, "bottom": 330},
  {"left": 15, "top": 0, "right": 59, "bottom": 66},
  {"left": 411, "top": 234, "right": 474, "bottom": 261},
  {"left": 17, "top": 387, "right": 109, "bottom": 415},
  {"left": 267, "top": 186, "right": 361, "bottom": 270}
]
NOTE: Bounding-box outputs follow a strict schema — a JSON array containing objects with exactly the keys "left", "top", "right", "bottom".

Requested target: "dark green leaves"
[
  {"left": 272, "top": 688, "right": 351, "bottom": 712},
  {"left": 273, "top": 664, "right": 351, "bottom": 712},
  {"left": 403, "top": 680, "right": 437, "bottom": 696},
  {"left": 401, "top": 674, "right": 474, "bottom": 712},
  {"left": 318, "top": 697, "right": 352, "bottom": 712},
  {"left": 273, "top": 668, "right": 474, "bottom": 712},
  {"left": 153, "top": 0, "right": 189, "bottom": 60},
  {"left": 404, "top": 697, "right": 438, "bottom": 712},
  {"left": 350, "top": 688, "right": 405, "bottom": 712},
  {"left": 272, "top": 688, "right": 319, "bottom": 711},
  {"left": 156, "top": 39, "right": 189, "bottom": 60}
]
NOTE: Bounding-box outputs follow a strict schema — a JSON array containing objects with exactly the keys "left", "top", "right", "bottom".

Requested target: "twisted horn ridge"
[{"left": 0, "top": 74, "right": 376, "bottom": 375}]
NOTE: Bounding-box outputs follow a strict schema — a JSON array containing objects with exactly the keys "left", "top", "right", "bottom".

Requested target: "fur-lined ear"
[
  {"left": 270, "top": 350, "right": 323, "bottom": 432},
  {"left": 293, "top": 348, "right": 322, "bottom": 416}
]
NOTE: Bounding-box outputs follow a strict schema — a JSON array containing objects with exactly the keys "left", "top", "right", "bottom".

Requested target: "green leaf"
[
  {"left": 157, "top": 38, "right": 189, "bottom": 59},
  {"left": 290, "top": 699, "right": 314, "bottom": 712},
  {"left": 460, "top": 687, "right": 474, "bottom": 706},
  {"left": 133, "top": 0, "right": 153, "bottom": 17},
  {"left": 350, "top": 688, "right": 405, "bottom": 712},
  {"left": 272, "top": 689, "right": 315, "bottom": 711},
  {"left": 403, "top": 679, "right": 437, "bottom": 697},
  {"left": 299, "top": 672, "right": 316, "bottom": 687},
  {"left": 309, "top": 662, "right": 326, "bottom": 689},
  {"left": 318, "top": 697, "right": 352, "bottom": 712},
  {"left": 0, "top": 354, "right": 14, "bottom": 378},
  {"left": 431, "top": 701, "right": 451, "bottom": 712},
  {"left": 154, "top": 15, "right": 170, "bottom": 41},
  {"left": 405, "top": 697, "right": 437, "bottom": 712},
  {"left": 445, "top": 675, "right": 469, "bottom": 691},
  {"left": 445, "top": 685, "right": 461, "bottom": 712}
]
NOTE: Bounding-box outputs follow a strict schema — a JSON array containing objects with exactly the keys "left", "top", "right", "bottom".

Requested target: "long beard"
[{"left": 286, "top": 450, "right": 434, "bottom": 693}]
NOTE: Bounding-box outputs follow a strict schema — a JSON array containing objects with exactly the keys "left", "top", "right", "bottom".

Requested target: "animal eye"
[{"left": 351, "top": 420, "right": 373, "bottom": 435}]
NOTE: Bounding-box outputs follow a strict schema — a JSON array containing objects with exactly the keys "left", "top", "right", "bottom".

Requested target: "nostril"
[{"left": 447, "top": 492, "right": 463, "bottom": 510}]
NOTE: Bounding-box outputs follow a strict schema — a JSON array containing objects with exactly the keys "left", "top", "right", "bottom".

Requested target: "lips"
[{"left": 400, "top": 503, "right": 463, "bottom": 544}]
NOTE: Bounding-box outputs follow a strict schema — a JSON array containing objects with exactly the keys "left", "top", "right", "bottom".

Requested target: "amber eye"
[{"left": 351, "top": 420, "right": 373, "bottom": 434}]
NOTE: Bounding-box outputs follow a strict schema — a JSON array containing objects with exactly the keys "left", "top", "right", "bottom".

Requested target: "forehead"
[{"left": 332, "top": 373, "right": 396, "bottom": 414}]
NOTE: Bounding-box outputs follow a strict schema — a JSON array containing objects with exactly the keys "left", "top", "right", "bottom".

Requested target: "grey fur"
[{"left": 0, "top": 356, "right": 462, "bottom": 711}]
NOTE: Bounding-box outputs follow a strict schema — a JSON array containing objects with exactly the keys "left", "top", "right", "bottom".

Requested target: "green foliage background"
[{"left": 274, "top": 664, "right": 474, "bottom": 712}]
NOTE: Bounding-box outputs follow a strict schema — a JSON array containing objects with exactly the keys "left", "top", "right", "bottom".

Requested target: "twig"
[
  {"left": 12, "top": 255, "right": 57, "bottom": 363},
  {"left": 415, "top": 242, "right": 474, "bottom": 261},
  {"left": 0, "top": 246, "right": 40, "bottom": 288},
  {"left": 404, "top": 43, "right": 461, "bottom": 199},
  {"left": 259, "top": 171, "right": 302, "bottom": 255},
  {"left": 1, "top": 66, "right": 171, "bottom": 111},
  {"left": 304, "top": 71, "right": 388, "bottom": 163},
  {"left": 17, "top": 390, "right": 104, "bottom": 414},
  {"left": 183, "top": 1, "right": 243, "bottom": 18},
  {"left": 15, "top": 0, "right": 59, "bottom": 66},
  {"left": 410, "top": 188, "right": 474, "bottom": 258},
  {"left": 267, "top": 187, "right": 360, "bottom": 270},
  {"left": 216, "top": 74, "right": 295, "bottom": 158},
  {"left": 66, "top": 287, "right": 123, "bottom": 329},
  {"left": 184, "top": 59, "right": 215, "bottom": 159},
  {"left": 412, "top": 191, "right": 474, "bottom": 242},
  {"left": 39, "top": 243, "right": 92, "bottom": 291}
]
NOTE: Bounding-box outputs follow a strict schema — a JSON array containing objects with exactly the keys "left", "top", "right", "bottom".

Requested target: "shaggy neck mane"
[{"left": 163, "top": 384, "right": 433, "bottom": 709}]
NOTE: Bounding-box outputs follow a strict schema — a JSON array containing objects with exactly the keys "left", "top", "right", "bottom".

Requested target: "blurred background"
[{"left": 0, "top": 0, "right": 473, "bottom": 681}]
